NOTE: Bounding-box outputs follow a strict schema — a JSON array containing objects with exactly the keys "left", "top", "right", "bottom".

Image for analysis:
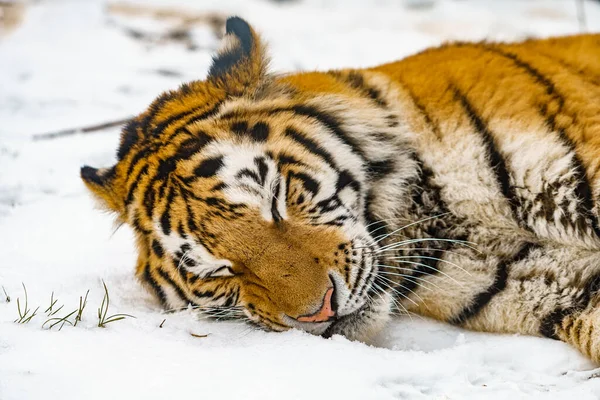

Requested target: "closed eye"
[{"left": 206, "top": 265, "right": 235, "bottom": 278}]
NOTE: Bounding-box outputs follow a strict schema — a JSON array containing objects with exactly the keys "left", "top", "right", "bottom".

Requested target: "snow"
[{"left": 1, "top": 0, "right": 600, "bottom": 398}]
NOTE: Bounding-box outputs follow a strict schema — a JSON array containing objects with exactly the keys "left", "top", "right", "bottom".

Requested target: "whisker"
[
  {"left": 235, "top": 325, "right": 260, "bottom": 339},
  {"left": 379, "top": 259, "right": 463, "bottom": 286},
  {"left": 376, "top": 246, "right": 474, "bottom": 259},
  {"left": 371, "top": 281, "right": 413, "bottom": 322},
  {"left": 376, "top": 264, "right": 456, "bottom": 286},
  {"left": 386, "top": 255, "right": 473, "bottom": 277},
  {"left": 162, "top": 304, "right": 244, "bottom": 313},
  {"left": 353, "top": 238, "right": 480, "bottom": 254},
  {"left": 377, "top": 274, "right": 425, "bottom": 307},
  {"left": 375, "top": 270, "right": 435, "bottom": 292},
  {"left": 372, "top": 213, "right": 450, "bottom": 245},
  {"left": 176, "top": 249, "right": 192, "bottom": 275},
  {"left": 375, "top": 267, "right": 453, "bottom": 295},
  {"left": 376, "top": 238, "right": 480, "bottom": 253}
]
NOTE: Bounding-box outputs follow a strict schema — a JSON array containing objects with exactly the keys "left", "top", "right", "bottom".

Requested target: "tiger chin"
[{"left": 81, "top": 17, "right": 600, "bottom": 361}]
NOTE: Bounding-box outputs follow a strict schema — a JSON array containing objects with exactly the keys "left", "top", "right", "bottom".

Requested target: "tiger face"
[{"left": 80, "top": 17, "right": 407, "bottom": 340}]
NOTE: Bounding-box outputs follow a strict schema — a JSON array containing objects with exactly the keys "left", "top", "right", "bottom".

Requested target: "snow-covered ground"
[{"left": 2, "top": 1, "right": 600, "bottom": 399}]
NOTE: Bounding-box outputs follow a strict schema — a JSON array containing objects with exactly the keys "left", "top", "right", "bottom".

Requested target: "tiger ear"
[
  {"left": 80, "top": 165, "right": 124, "bottom": 215},
  {"left": 207, "top": 17, "right": 269, "bottom": 94}
]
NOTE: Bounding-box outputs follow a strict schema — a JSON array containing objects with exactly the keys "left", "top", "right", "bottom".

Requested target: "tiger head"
[{"left": 81, "top": 17, "right": 416, "bottom": 341}]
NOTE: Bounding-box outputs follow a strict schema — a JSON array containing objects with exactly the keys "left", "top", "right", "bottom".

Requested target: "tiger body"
[{"left": 81, "top": 18, "right": 600, "bottom": 361}]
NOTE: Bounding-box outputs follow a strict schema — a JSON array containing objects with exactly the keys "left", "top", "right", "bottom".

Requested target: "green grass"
[
  {"left": 44, "top": 291, "right": 65, "bottom": 316},
  {"left": 43, "top": 309, "right": 78, "bottom": 331},
  {"left": 97, "top": 281, "right": 135, "bottom": 328},
  {"left": 10, "top": 283, "right": 134, "bottom": 330},
  {"left": 14, "top": 283, "right": 39, "bottom": 324},
  {"left": 74, "top": 289, "right": 89, "bottom": 327}
]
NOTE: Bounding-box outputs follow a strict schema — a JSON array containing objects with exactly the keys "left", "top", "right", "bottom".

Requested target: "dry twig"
[{"left": 33, "top": 117, "right": 132, "bottom": 141}]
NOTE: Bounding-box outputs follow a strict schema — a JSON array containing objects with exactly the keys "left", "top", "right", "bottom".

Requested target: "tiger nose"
[{"left": 296, "top": 287, "right": 337, "bottom": 322}]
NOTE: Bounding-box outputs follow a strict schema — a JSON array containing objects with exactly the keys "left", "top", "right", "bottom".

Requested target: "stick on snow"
[{"left": 32, "top": 117, "right": 133, "bottom": 141}]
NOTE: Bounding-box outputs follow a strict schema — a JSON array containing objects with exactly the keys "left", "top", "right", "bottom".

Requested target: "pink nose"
[{"left": 297, "top": 287, "right": 336, "bottom": 322}]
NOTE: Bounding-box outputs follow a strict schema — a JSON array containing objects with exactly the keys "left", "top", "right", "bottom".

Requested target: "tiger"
[{"left": 81, "top": 17, "right": 600, "bottom": 362}]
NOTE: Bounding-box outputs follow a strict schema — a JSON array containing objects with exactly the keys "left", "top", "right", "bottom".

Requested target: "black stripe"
[
  {"left": 540, "top": 271, "right": 600, "bottom": 339},
  {"left": 254, "top": 157, "right": 269, "bottom": 186},
  {"left": 277, "top": 154, "right": 310, "bottom": 169},
  {"left": 143, "top": 263, "right": 168, "bottom": 307},
  {"left": 236, "top": 169, "right": 262, "bottom": 184},
  {"left": 160, "top": 185, "right": 175, "bottom": 236},
  {"left": 142, "top": 166, "right": 171, "bottom": 219},
  {"left": 289, "top": 172, "right": 320, "bottom": 195},
  {"left": 351, "top": 249, "right": 368, "bottom": 296},
  {"left": 283, "top": 127, "right": 338, "bottom": 170},
  {"left": 225, "top": 105, "right": 368, "bottom": 165},
  {"left": 452, "top": 85, "right": 519, "bottom": 218},
  {"left": 193, "top": 289, "right": 215, "bottom": 298},
  {"left": 485, "top": 47, "right": 600, "bottom": 238},
  {"left": 250, "top": 122, "right": 270, "bottom": 141},
  {"left": 151, "top": 240, "right": 165, "bottom": 258},
  {"left": 156, "top": 268, "right": 190, "bottom": 304},
  {"left": 193, "top": 156, "right": 224, "bottom": 178},
  {"left": 117, "top": 118, "right": 140, "bottom": 161},
  {"left": 221, "top": 104, "right": 367, "bottom": 161},
  {"left": 409, "top": 158, "right": 450, "bottom": 216},
  {"left": 140, "top": 91, "right": 176, "bottom": 137},
  {"left": 125, "top": 165, "right": 149, "bottom": 205},
  {"left": 356, "top": 256, "right": 377, "bottom": 301},
  {"left": 330, "top": 70, "right": 388, "bottom": 108},
  {"left": 125, "top": 146, "right": 152, "bottom": 177},
  {"left": 530, "top": 49, "right": 600, "bottom": 87},
  {"left": 486, "top": 47, "right": 560, "bottom": 98},
  {"left": 540, "top": 307, "right": 572, "bottom": 340},
  {"left": 143, "top": 180, "right": 158, "bottom": 218},
  {"left": 222, "top": 293, "right": 235, "bottom": 308},
  {"left": 367, "top": 159, "right": 395, "bottom": 180},
  {"left": 131, "top": 214, "right": 152, "bottom": 235},
  {"left": 336, "top": 170, "right": 361, "bottom": 193},
  {"left": 290, "top": 105, "right": 368, "bottom": 163},
  {"left": 450, "top": 242, "right": 539, "bottom": 325},
  {"left": 401, "top": 81, "right": 442, "bottom": 139},
  {"left": 175, "top": 132, "right": 213, "bottom": 159},
  {"left": 231, "top": 121, "right": 248, "bottom": 135},
  {"left": 211, "top": 182, "right": 227, "bottom": 192},
  {"left": 142, "top": 133, "right": 213, "bottom": 218},
  {"left": 183, "top": 103, "right": 223, "bottom": 127},
  {"left": 159, "top": 101, "right": 223, "bottom": 145},
  {"left": 151, "top": 109, "right": 198, "bottom": 138}
]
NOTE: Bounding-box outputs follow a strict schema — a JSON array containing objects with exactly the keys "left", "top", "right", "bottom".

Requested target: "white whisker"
[
  {"left": 387, "top": 255, "right": 472, "bottom": 277},
  {"left": 377, "top": 274, "right": 425, "bottom": 307},
  {"left": 377, "top": 246, "right": 473, "bottom": 259},
  {"left": 375, "top": 270, "right": 435, "bottom": 292},
  {"left": 376, "top": 267, "right": 453, "bottom": 295},
  {"left": 377, "top": 238, "right": 480, "bottom": 253},
  {"left": 380, "top": 259, "right": 462, "bottom": 286},
  {"left": 372, "top": 213, "right": 450, "bottom": 245},
  {"left": 371, "top": 281, "right": 413, "bottom": 322}
]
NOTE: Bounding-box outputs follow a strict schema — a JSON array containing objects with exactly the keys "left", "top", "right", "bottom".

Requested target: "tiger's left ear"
[
  {"left": 207, "top": 17, "right": 269, "bottom": 95},
  {"left": 80, "top": 165, "right": 125, "bottom": 216}
]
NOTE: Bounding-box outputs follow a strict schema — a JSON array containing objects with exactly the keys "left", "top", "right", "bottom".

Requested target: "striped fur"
[{"left": 82, "top": 18, "right": 600, "bottom": 360}]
